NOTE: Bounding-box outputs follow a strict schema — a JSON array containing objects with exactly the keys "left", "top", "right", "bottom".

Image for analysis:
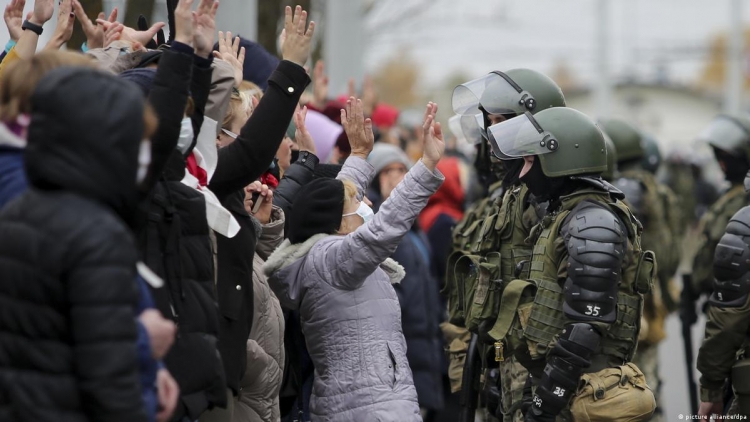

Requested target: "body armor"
[{"left": 710, "top": 205, "right": 750, "bottom": 307}]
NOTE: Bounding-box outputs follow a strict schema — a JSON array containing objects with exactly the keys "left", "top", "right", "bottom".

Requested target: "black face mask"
[
  {"left": 502, "top": 159, "right": 524, "bottom": 189},
  {"left": 291, "top": 149, "right": 301, "bottom": 164},
  {"left": 520, "top": 159, "right": 568, "bottom": 201}
]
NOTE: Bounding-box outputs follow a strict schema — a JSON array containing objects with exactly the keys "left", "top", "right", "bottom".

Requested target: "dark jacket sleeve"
[
  {"left": 274, "top": 151, "right": 319, "bottom": 219},
  {"left": 209, "top": 60, "right": 310, "bottom": 198},
  {"left": 139, "top": 42, "right": 193, "bottom": 194},
  {"left": 68, "top": 222, "right": 146, "bottom": 422}
]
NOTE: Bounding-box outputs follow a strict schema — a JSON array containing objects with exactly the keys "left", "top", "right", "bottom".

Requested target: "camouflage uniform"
[
  {"left": 691, "top": 184, "right": 748, "bottom": 295},
  {"left": 697, "top": 204, "right": 750, "bottom": 418},
  {"left": 486, "top": 108, "right": 654, "bottom": 422},
  {"left": 446, "top": 68, "right": 567, "bottom": 421}
]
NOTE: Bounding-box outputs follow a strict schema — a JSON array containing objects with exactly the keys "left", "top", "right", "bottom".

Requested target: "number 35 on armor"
[{"left": 584, "top": 305, "right": 601, "bottom": 317}]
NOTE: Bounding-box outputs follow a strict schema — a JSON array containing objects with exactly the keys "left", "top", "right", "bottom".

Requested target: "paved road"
[{"left": 659, "top": 313, "right": 707, "bottom": 421}]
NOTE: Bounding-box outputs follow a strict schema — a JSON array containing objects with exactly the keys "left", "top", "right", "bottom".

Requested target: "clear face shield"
[
  {"left": 486, "top": 111, "right": 558, "bottom": 160},
  {"left": 451, "top": 71, "right": 538, "bottom": 117}
]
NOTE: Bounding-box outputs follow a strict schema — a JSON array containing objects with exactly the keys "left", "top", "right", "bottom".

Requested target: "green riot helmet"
[
  {"left": 696, "top": 114, "right": 750, "bottom": 163},
  {"left": 451, "top": 69, "right": 565, "bottom": 118},
  {"left": 487, "top": 107, "right": 607, "bottom": 178},
  {"left": 599, "top": 118, "right": 644, "bottom": 163},
  {"left": 602, "top": 131, "right": 618, "bottom": 181},
  {"left": 640, "top": 135, "right": 662, "bottom": 174}
]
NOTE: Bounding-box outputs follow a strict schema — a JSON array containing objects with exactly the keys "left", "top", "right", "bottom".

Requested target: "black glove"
[{"left": 525, "top": 407, "right": 557, "bottom": 422}]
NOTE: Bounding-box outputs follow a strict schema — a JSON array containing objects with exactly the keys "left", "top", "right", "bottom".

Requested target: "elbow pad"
[
  {"left": 563, "top": 203, "right": 626, "bottom": 324},
  {"left": 528, "top": 323, "right": 601, "bottom": 419},
  {"left": 711, "top": 206, "right": 750, "bottom": 307}
]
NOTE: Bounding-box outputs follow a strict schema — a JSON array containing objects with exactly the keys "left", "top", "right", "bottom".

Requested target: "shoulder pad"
[
  {"left": 711, "top": 231, "right": 750, "bottom": 307},
  {"left": 562, "top": 202, "right": 625, "bottom": 323},
  {"left": 613, "top": 177, "right": 645, "bottom": 221},
  {"left": 571, "top": 176, "right": 625, "bottom": 200},
  {"left": 727, "top": 206, "right": 750, "bottom": 241}
]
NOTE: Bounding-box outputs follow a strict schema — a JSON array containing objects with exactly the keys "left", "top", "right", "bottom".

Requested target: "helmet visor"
[
  {"left": 460, "top": 113, "right": 486, "bottom": 145},
  {"left": 697, "top": 116, "right": 750, "bottom": 156},
  {"left": 480, "top": 71, "right": 535, "bottom": 116},
  {"left": 487, "top": 112, "right": 558, "bottom": 159},
  {"left": 452, "top": 73, "right": 506, "bottom": 115}
]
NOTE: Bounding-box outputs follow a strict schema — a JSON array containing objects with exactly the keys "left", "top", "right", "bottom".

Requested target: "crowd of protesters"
[{"left": 0, "top": 1, "right": 477, "bottom": 421}]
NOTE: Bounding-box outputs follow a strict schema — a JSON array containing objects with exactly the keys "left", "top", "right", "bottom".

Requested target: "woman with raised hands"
[{"left": 264, "top": 98, "right": 445, "bottom": 422}]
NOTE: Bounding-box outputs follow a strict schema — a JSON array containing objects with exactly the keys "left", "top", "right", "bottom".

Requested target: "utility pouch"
[
  {"left": 463, "top": 253, "right": 503, "bottom": 334},
  {"left": 635, "top": 250, "right": 656, "bottom": 295},
  {"left": 570, "top": 363, "right": 656, "bottom": 422}
]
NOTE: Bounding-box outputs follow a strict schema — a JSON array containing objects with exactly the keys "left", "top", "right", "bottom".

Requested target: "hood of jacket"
[
  {"left": 263, "top": 233, "right": 406, "bottom": 285},
  {"left": 25, "top": 67, "right": 145, "bottom": 220},
  {"left": 419, "top": 157, "right": 465, "bottom": 232}
]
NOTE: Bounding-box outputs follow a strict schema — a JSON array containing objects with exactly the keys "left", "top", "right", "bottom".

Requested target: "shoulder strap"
[{"left": 487, "top": 278, "right": 533, "bottom": 341}]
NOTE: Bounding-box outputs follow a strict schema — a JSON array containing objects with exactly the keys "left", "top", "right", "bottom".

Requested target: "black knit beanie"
[{"left": 288, "top": 178, "right": 345, "bottom": 244}]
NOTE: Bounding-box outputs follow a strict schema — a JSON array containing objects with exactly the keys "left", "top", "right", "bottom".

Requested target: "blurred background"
[{"left": 9, "top": 0, "right": 750, "bottom": 417}]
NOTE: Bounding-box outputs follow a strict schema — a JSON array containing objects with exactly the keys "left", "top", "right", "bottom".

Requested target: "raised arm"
[
  {"left": 274, "top": 106, "right": 320, "bottom": 220},
  {"left": 209, "top": 6, "right": 314, "bottom": 198},
  {"left": 322, "top": 102, "right": 445, "bottom": 290}
]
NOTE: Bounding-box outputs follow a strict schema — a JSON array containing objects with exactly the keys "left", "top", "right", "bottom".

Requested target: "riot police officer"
[
  {"left": 690, "top": 114, "right": 750, "bottom": 299},
  {"left": 486, "top": 107, "right": 656, "bottom": 422},
  {"left": 600, "top": 120, "right": 682, "bottom": 422},
  {"left": 696, "top": 118, "right": 750, "bottom": 421},
  {"left": 445, "top": 69, "right": 565, "bottom": 422}
]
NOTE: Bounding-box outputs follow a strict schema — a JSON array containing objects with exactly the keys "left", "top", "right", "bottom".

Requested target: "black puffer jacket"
[
  {"left": 134, "top": 46, "right": 227, "bottom": 420},
  {"left": 0, "top": 68, "right": 147, "bottom": 422}
]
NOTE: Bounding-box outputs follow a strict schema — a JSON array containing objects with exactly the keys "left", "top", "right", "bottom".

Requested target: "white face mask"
[
  {"left": 343, "top": 201, "right": 374, "bottom": 224},
  {"left": 136, "top": 139, "right": 152, "bottom": 184},
  {"left": 177, "top": 117, "right": 194, "bottom": 154}
]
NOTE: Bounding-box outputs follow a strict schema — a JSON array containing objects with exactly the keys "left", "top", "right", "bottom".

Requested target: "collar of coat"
[{"left": 263, "top": 233, "right": 405, "bottom": 285}]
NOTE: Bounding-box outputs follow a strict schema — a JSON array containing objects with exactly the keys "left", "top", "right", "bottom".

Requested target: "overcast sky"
[{"left": 363, "top": 0, "right": 750, "bottom": 91}]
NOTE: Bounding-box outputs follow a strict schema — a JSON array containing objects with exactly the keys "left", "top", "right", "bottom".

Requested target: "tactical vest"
[
  {"left": 693, "top": 184, "right": 749, "bottom": 295},
  {"left": 444, "top": 182, "right": 504, "bottom": 325},
  {"left": 445, "top": 184, "right": 539, "bottom": 334},
  {"left": 487, "top": 189, "right": 653, "bottom": 371}
]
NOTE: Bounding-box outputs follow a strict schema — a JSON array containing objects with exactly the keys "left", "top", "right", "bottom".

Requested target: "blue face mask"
[{"left": 343, "top": 201, "right": 374, "bottom": 224}]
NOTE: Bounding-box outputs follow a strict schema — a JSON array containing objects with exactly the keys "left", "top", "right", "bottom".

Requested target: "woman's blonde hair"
[
  {"left": 238, "top": 80, "right": 263, "bottom": 101},
  {"left": 338, "top": 179, "right": 360, "bottom": 233},
  {"left": 0, "top": 51, "right": 96, "bottom": 122},
  {"left": 222, "top": 90, "right": 253, "bottom": 130}
]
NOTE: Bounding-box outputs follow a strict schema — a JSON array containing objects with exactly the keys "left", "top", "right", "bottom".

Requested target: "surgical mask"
[
  {"left": 177, "top": 117, "right": 194, "bottom": 154},
  {"left": 136, "top": 139, "right": 151, "bottom": 184},
  {"left": 343, "top": 201, "right": 374, "bottom": 224}
]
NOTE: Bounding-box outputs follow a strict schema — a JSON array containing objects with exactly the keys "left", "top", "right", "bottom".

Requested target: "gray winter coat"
[
  {"left": 234, "top": 207, "right": 286, "bottom": 422},
  {"left": 264, "top": 156, "right": 443, "bottom": 422}
]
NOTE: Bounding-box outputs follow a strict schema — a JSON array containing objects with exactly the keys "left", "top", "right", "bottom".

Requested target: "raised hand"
[
  {"left": 341, "top": 97, "right": 374, "bottom": 158},
  {"left": 4, "top": 0, "right": 27, "bottom": 42},
  {"left": 74, "top": 3, "right": 116, "bottom": 49},
  {"left": 421, "top": 102, "right": 445, "bottom": 171},
  {"left": 312, "top": 60, "right": 329, "bottom": 109},
  {"left": 213, "top": 31, "right": 245, "bottom": 87},
  {"left": 362, "top": 75, "right": 377, "bottom": 115},
  {"left": 30, "top": 0, "right": 54, "bottom": 25},
  {"left": 280, "top": 5, "right": 315, "bottom": 67},
  {"left": 171, "top": 0, "right": 193, "bottom": 46},
  {"left": 102, "top": 20, "right": 123, "bottom": 47},
  {"left": 97, "top": 17, "right": 165, "bottom": 46},
  {"left": 45, "top": 0, "right": 75, "bottom": 50},
  {"left": 294, "top": 105, "right": 316, "bottom": 154},
  {"left": 192, "top": 0, "right": 217, "bottom": 58}
]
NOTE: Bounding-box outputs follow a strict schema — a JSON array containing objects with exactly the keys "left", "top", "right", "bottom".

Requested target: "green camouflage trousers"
[
  {"left": 498, "top": 356, "right": 527, "bottom": 422},
  {"left": 633, "top": 344, "right": 663, "bottom": 422}
]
